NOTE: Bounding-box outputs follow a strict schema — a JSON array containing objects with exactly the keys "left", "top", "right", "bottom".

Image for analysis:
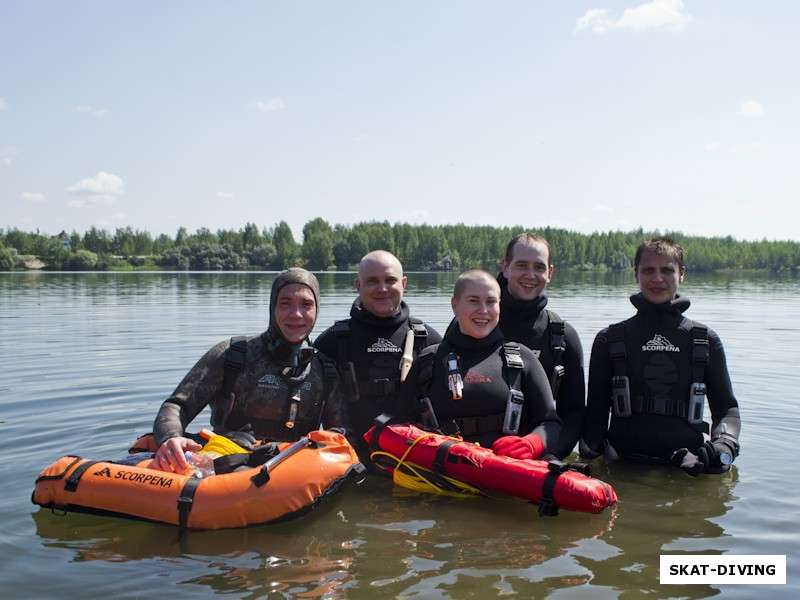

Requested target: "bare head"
[
  {"left": 355, "top": 250, "right": 407, "bottom": 318},
  {"left": 451, "top": 270, "right": 500, "bottom": 339},
  {"left": 500, "top": 233, "right": 553, "bottom": 301}
]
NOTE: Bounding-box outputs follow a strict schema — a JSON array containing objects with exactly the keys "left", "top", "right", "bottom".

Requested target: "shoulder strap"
[
  {"left": 409, "top": 317, "right": 428, "bottom": 352},
  {"left": 222, "top": 336, "right": 247, "bottom": 397},
  {"left": 502, "top": 341, "right": 524, "bottom": 392},
  {"left": 415, "top": 343, "right": 440, "bottom": 392},
  {"left": 689, "top": 322, "right": 709, "bottom": 384},
  {"left": 332, "top": 320, "right": 351, "bottom": 370},
  {"left": 215, "top": 336, "right": 247, "bottom": 430},
  {"left": 607, "top": 324, "right": 627, "bottom": 378},
  {"left": 547, "top": 311, "right": 566, "bottom": 364}
]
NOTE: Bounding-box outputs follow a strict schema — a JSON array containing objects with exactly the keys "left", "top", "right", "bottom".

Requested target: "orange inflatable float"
[{"left": 32, "top": 429, "right": 364, "bottom": 530}]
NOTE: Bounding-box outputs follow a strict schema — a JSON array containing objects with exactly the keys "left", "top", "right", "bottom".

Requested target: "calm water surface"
[{"left": 1, "top": 271, "right": 797, "bottom": 598}]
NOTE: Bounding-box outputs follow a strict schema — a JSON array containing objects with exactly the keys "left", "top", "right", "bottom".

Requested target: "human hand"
[
  {"left": 152, "top": 436, "right": 202, "bottom": 473},
  {"left": 492, "top": 434, "right": 544, "bottom": 460}
]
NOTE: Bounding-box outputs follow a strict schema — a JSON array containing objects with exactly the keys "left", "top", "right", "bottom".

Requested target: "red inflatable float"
[{"left": 364, "top": 422, "right": 617, "bottom": 515}]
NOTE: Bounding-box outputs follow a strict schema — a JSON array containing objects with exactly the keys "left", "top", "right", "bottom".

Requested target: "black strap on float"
[
  {"left": 547, "top": 311, "right": 566, "bottom": 397},
  {"left": 34, "top": 456, "right": 82, "bottom": 485},
  {"left": 432, "top": 439, "right": 458, "bottom": 474},
  {"left": 370, "top": 412, "right": 393, "bottom": 456},
  {"left": 537, "top": 460, "right": 592, "bottom": 517},
  {"left": 177, "top": 476, "right": 202, "bottom": 532},
  {"left": 64, "top": 460, "right": 103, "bottom": 492}
]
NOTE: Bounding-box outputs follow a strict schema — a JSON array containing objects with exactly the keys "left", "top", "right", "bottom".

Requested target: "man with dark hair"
[
  {"left": 581, "top": 237, "right": 741, "bottom": 475},
  {"left": 314, "top": 250, "right": 441, "bottom": 459},
  {"left": 497, "top": 233, "right": 585, "bottom": 458}
]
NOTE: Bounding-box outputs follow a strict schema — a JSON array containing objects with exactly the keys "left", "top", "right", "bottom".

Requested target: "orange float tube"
[{"left": 32, "top": 430, "right": 363, "bottom": 530}]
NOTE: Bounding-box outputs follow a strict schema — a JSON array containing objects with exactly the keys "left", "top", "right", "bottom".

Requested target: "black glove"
[
  {"left": 672, "top": 441, "right": 731, "bottom": 476},
  {"left": 671, "top": 447, "right": 707, "bottom": 476}
]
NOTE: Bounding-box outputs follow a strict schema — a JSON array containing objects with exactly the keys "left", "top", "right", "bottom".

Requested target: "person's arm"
[
  {"left": 151, "top": 340, "right": 227, "bottom": 471},
  {"left": 580, "top": 329, "right": 612, "bottom": 458},
  {"left": 706, "top": 329, "right": 741, "bottom": 457},
  {"left": 551, "top": 322, "right": 586, "bottom": 458}
]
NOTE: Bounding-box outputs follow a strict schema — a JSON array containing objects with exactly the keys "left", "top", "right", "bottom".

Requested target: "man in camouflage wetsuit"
[{"left": 152, "top": 268, "right": 345, "bottom": 473}]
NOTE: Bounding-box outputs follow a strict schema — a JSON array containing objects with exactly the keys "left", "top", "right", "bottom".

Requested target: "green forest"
[{"left": 2, "top": 219, "right": 799, "bottom": 272}]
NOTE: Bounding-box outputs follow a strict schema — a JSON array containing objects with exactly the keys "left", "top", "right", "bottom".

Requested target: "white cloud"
[
  {"left": 20, "top": 192, "right": 46, "bottom": 203},
  {"left": 0, "top": 157, "right": 10, "bottom": 167},
  {"left": 111, "top": 212, "right": 128, "bottom": 221},
  {"left": 255, "top": 97, "right": 285, "bottom": 112},
  {"left": 593, "top": 204, "right": 613, "bottom": 213},
  {"left": 577, "top": 0, "right": 690, "bottom": 34},
  {"left": 353, "top": 133, "right": 370, "bottom": 143},
  {"left": 704, "top": 142, "right": 721, "bottom": 153},
  {"left": 216, "top": 191, "right": 234, "bottom": 199},
  {"left": 576, "top": 9, "right": 614, "bottom": 34},
  {"left": 0, "top": 97, "right": 8, "bottom": 110},
  {"left": 67, "top": 171, "right": 125, "bottom": 198},
  {"left": 739, "top": 100, "right": 764, "bottom": 118},
  {"left": 75, "top": 104, "right": 109, "bottom": 118},
  {"left": 67, "top": 199, "right": 86, "bottom": 208}
]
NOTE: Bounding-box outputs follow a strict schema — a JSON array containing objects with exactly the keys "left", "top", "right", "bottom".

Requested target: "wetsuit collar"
[
  {"left": 630, "top": 292, "right": 691, "bottom": 316},
  {"left": 262, "top": 328, "right": 315, "bottom": 373},
  {"left": 443, "top": 317, "right": 504, "bottom": 352},
  {"left": 350, "top": 298, "right": 410, "bottom": 329},
  {"left": 497, "top": 273, "right": 548, "bottom": 320}
]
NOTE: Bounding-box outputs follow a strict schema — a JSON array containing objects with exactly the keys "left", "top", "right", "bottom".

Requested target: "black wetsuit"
[
  {"left": 395, "top": 322, "right": 561, "bottom": 450},
  {"left": 582, "top": 293, "right": 741, "bottom": 461},
  {"left": 497, "top": 274, "right": 585, "bottom": 458},
  {"left": 153, "top": 333, "right": 345, "bottom": 445},
  {"left": 315, "top": 300, "right": 441, "bottom": 456}
]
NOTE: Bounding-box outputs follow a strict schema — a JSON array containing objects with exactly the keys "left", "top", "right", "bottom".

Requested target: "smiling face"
[
  {"left": 355, "top": 251, "right": 407, "bottom": 318},
  {"left": 635, "top": 249, "right": 685, "bottom": 304},
  {"left": 501, "top": 240, "right": 553, "bottom": 301},
  {"left": 274, "top": 283, "right": 317, "bottom": 343},
  {"left": 451, "top": 276, "right": 500, "bottom": 339}
]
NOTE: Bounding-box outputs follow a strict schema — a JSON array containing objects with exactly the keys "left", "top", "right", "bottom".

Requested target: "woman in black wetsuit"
[{"left": 395, "top": 270, "right": 561, "bottom": 458}]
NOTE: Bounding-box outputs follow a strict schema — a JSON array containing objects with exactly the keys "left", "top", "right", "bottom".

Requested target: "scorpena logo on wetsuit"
[
  {"left": 642, "top": 334, "right": 680, "bottom": 352},
  {"left": 367, "top": 338, "right": 402, "bottom": 353}
]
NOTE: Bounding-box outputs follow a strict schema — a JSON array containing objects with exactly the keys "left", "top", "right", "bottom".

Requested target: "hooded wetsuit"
[
  {"left": 582, "top": 293, "right": 741, "bottom": 462},
  {"left": 153, "top": 269, "right": 346, "bottom": 445},
  {"left": 497, "top": 273, "right": 585, "bottom": 458}
]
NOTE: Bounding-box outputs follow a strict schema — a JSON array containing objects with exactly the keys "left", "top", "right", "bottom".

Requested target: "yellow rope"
[{"left": 370, "top": 432, "right": 483, "bottom": 499}]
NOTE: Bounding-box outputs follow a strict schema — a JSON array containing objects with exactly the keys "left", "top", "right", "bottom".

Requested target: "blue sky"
[{"left": 2, "top": 1, "right": 797, "bottom": 241}]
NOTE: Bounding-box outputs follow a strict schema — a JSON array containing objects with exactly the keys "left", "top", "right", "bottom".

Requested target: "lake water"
[{"left": 1, "top": 271, "right": 797, "bottom": 598}]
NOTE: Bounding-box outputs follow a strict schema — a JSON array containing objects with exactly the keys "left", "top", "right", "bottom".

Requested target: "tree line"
[{"left": 2, "top": 219, "right": 799, "bottom": 272}]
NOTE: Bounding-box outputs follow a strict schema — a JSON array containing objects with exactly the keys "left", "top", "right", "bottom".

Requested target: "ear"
[
  {"left": 450, "top": 296, "right": 458, "bottom": 313},
  {"left": 679, "top": 266, "right": 687, "bottom": 283},
  {"left": 547, "top": 264, "right": 554, "bottom": 280},
  {"left": 500, "top": 258, "right": 510, "bottom": 275},
  {"left": 353, "top": 277, "right": 360, "bottom": 291},
  {"left": 401, "top": 275, "right": 408, "bottom": 290}
]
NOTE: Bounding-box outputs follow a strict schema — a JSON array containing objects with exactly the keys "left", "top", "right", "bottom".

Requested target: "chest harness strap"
[
  {"left": 500, "top": 342, "right": 525, "bottom": 436},
  {"left": 546, "top": 311, "right": 567, "bottom": 397},
  {"left": 608, "top": 322, "right": 710, "bottom": 433},
  {"left": 213, "top": 336, "right": 248, "bottom": 430}
]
